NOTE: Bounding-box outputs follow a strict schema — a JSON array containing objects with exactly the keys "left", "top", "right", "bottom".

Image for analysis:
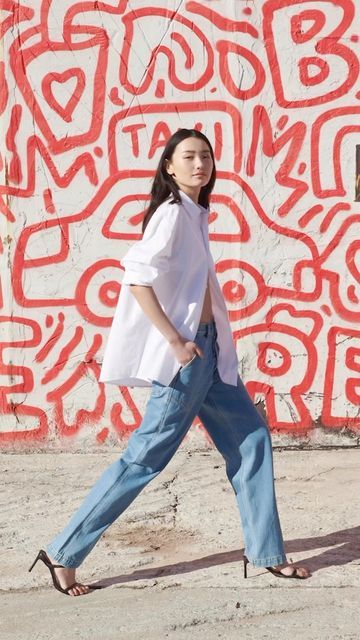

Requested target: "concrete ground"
[{"left": 1, "top": 439, "right": 359, "bottom": 640}]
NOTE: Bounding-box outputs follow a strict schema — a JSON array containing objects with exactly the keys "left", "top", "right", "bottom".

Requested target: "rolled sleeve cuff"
[{"left": 122, "top": 262, "right": 159, "bottom": 286}]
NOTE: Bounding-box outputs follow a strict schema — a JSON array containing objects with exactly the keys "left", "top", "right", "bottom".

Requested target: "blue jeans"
[{"left": 47, "top": 322, "right": 286, "bottom": 568}]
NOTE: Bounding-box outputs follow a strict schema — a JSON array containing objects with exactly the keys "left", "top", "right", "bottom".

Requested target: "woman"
[{"left": 29, "top": 129, "right": 309, "bottom": 595}]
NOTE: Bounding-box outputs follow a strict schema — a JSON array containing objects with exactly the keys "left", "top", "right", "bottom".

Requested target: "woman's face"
[{"left": 165, "top": 136, "right": 214, "bottom": 202}]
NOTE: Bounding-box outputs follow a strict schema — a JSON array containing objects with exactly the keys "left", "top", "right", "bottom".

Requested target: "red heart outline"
[{"left": 42, "top": 68, "right": 85, "bottom": 122}]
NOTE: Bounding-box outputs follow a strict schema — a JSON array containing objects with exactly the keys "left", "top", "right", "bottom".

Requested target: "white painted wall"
[{"left": 1, "top": 1, "right": 360, "bottom": 446}]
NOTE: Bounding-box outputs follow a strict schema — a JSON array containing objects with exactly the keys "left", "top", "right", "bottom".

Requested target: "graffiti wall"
[{"left": 1, "top": 0, "right": 360, "bottom": 445}]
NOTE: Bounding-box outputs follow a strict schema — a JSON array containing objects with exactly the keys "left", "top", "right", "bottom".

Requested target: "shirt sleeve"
[{"left": 122, "top": 203, "right": 180, "bottom": 286}]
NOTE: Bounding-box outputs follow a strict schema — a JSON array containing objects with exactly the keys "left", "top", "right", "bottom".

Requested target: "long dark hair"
[{"left": 142, "top": 128, "right": 216, "bottom": 232}]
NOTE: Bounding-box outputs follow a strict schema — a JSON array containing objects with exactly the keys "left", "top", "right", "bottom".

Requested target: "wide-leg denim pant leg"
[
  {"left": 198, "top": 371, "right": 286, "bottom": 568},
  {"left": 46, "top": 325, "right": 214, "bottom": 568},
  {"left": 47, "top": 321, "right": 286, "bottom": 569}
]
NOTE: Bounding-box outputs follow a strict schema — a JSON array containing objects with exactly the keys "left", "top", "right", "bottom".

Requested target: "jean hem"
[
  {"left": 46, "top": 545, "right": 81, "bottom": 569},
  {"left": 247, "top": 553, "right": 287, "bottom": 568}
]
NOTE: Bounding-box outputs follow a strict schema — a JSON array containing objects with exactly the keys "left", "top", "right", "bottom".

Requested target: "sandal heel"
[
  {"left": 243, "top": 554, "right": 249, "bottom": 579},
  {"left": 29, "top": 549, "right": 45, "bottom": 572}
]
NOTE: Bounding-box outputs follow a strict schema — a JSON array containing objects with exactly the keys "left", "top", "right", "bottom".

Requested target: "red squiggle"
[
  {"left": 41, "top": 326, "right": 84, "bottom": 385},
  {"left": 47, "top": 333, "right": 105, "bottom": 437},
  {"left": 0, "top": 62, "right": 9, "bottom": 115},
  {"left": 0, "top": 1, "right": 34, "bottom": 39},
  {"left": 265, "top": 304, "right": 323, "bottom": 343},
  {"left": 6, "top": 105, "right": 22, "bottom": 184},
  {"left": 62, "top": 0, "right": 128, "bottom": 42},
  {"left": 319, "top": 202, "right": 351, "bottom": 233},
  {"left": 0, "top": 134, "right": 98, "bottom": 197},
  {"left": 35, "top": 313, "right": 65, "bottom": 363},
  {"left": 186, "top": 1, "right": 259, "bottom": 37},
  {"left": 110, "top": 388, "right": 143, "bottom": 438},
  {"left": 170, "top": 32, "right": 194, "bottom": 69},
  {"left": 120, "top": 8, "right": 214, "bottom": 94},
  {"left": 298, "top": 205, "right": 324, "bottom": 229},
  {"left": 43, "top": 189, "right": 56, "bottom": 214},
  {"left": 0, "top": 196, "right": 15, "bottom": 223}
]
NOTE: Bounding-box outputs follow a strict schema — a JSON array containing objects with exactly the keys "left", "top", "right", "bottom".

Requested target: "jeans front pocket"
[
  {"left": 151, "top": 361, "right": 195, "bottom": 409},
  {"left": 179, "top": 353, "right": 198, "bottom": 371}
]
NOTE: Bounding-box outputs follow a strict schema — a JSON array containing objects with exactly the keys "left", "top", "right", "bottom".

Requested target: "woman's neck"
[{"left": 177, "top": 185, "right": 200, "bottom": 204}]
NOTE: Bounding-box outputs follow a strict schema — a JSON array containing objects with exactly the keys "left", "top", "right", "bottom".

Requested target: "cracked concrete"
[{"left": 0, "top": 441, "right": 359, "bottom": 639}]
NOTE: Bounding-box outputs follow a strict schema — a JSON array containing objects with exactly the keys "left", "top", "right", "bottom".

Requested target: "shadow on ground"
[{"left": 92, "top": 524, "right": 360, "bottom": 588}]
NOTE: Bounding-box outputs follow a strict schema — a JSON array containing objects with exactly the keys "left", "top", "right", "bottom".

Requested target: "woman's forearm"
[
  {"left": 129, "top": 285, "right": 204, "bottom": 365},
  {"left": 129, "top": 285, "right": 181, "bottom": 345}
]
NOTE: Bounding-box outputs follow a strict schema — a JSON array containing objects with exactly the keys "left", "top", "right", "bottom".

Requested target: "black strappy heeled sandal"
[
  {"left": 29, "top": 549, "right": 102, "bottom": 595},
  {"left": 243, "top": 555, "right": 309, "bottom": 580}
]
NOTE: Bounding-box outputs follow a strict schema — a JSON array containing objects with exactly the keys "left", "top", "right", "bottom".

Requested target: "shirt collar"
[{"left": 179, "top": 190, "right": 209, "bottom": 217}]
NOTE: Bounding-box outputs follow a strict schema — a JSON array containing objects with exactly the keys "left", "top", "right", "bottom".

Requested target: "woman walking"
[{"left": 30, "top": 129, "right": 309, "bottom": 595}]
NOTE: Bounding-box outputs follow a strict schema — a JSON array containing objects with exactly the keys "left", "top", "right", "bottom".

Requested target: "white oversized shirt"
[{"left": 100, "top": 191, "right": 239, "bottom": 387}]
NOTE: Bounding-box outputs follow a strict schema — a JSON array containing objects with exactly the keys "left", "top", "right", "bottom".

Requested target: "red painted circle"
[
  {"left": 216, "top": 260, "right": 267, "bottom": 319},
  {"left": 99, "top": 281, "right": 121, "bottom": 306},
  {"left": 75, "top": 259, "right": 122, "bottom": 326},
  {"left": 222, "top": 280, "right": 246, "bottom": 303},
  {"left": 257, "top": 342, "right": 291, "bottom": 377}
]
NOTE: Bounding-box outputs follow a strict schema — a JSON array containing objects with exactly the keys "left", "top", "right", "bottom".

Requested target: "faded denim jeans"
[{"left": 47, "top": 322, "right": 286, "bottom": 568}]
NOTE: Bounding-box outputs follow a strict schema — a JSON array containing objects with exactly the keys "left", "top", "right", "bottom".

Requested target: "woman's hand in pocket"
[{"left": 169, "top": 336, "right": 204, "bottom": 367}]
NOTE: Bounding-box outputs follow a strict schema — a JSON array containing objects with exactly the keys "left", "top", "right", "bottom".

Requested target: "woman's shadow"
[{"left": 92, "top": 524, "right": 360, "bottom": 588}]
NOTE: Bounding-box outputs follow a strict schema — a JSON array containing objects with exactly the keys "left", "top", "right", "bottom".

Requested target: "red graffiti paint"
[
  {"left": 1, "top": 1, "right": 360, "bottom": 443},
  {"left": 263, "top": 0, "right": 359, "bottom": 107}
]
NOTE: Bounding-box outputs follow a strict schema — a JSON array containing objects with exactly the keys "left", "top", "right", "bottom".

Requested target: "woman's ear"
[{"left": 165, "top": 159, "right": 174, "bottom": 176}]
